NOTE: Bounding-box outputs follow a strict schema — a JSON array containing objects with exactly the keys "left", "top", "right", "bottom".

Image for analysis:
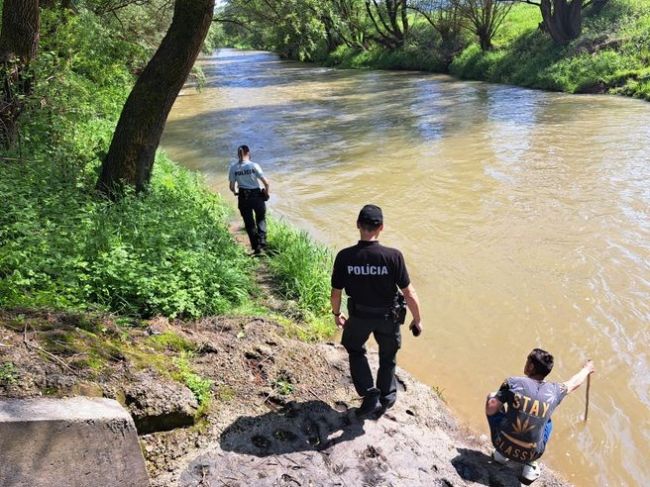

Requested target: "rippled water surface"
[{"left": 162, "top": 49, "right": 650, "bottom": 486}]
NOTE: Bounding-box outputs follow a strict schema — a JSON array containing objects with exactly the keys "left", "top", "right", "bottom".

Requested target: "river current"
[{"left": 162, "top": 49, "right": 650, "bottom": 486}]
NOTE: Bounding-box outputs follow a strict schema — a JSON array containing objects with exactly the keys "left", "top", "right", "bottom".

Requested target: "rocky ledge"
[{"left": 0, "top": 311, "right": 569, "bottom": 486}]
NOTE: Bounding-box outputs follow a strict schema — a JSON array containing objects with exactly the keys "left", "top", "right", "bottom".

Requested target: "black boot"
[{"left": 356, "top": 389, "right": 381, "bottom": 418}]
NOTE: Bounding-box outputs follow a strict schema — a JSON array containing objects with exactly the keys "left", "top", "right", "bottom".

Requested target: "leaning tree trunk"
[
  {"left": 540, "top": 0, "right": 582, "bottom": 45},
  {"left": 96, "top": 0, "right": 215, "bottom": 196},
  {"left": 0, "top": 0, "right": 40, "bottom": 149}
]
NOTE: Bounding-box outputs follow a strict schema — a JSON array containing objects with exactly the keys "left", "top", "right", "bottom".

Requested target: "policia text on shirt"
[
  {"left": 330, "top": 204, "right": 423, "bottom": 418},
  {"left": 228, "top": 145, "right": 271, "bottom": 255}
]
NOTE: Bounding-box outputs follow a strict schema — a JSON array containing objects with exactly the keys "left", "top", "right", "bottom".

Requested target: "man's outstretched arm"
[{"left": 563, "top": 360, "right": 595, "bottom": 393}]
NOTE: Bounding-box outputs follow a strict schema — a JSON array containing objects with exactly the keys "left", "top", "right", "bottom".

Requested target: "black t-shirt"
[{"left": 331, "top": 240, "right": 410, "bottom": 307}]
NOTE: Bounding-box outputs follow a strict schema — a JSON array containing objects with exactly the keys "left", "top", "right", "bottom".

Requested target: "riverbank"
[
  {"left": 315, "top": 2, "right": 650, "bottom": 101},
  {"left": 0, "top": 308, "right": 570, "bottom": 487}
]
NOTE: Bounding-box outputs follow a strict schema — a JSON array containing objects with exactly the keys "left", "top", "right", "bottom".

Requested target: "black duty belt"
[
  {"left": 348, "top": 300, "right": 393, "bottom": 320},
  {"left": 238, "top": 188, "right": 263, "bottom": 199},
  {"left": 348, "top": 294, "right": 407, "bottom": 324}
]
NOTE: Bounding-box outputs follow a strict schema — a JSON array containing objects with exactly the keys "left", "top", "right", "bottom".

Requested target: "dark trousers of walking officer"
[
  {"left": 238, "top": 189, "right": 266, "bottom": 251},
  {"left": 342, "top": 315, "right": 401, "bottom": 405}
]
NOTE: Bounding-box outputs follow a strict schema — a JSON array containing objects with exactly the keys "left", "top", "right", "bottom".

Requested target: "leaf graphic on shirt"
[
  {"left": 543, "top": 388, "right": 557, "bottom": 403},
  {"left": 509, "top": 381, "right": 524, "bottom": 394},
  {"left": 512, "top": 417, "right": 535, "bottom": 436}
]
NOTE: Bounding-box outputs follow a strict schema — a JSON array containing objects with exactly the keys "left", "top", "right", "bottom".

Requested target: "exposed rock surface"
[
  {"left": 126, "top": 371, "right": 198, "bottom": 434},
  {"left": 145, "top": 319, "right": 570, "bottom": 487},
  {"left": 0, "top": 311, "right": 571, "bottom": 486}
]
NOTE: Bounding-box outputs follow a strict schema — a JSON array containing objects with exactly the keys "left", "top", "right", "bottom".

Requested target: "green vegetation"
[
  {"left": 449, "top": 2, "right": 650, "bottom": 99},
  {"left": 0, "top": 362, "right": 18, "bottom": 386},
  {"left": 217, "top": 385, "right": 237, "bottom": 402},
  {"left": 221, "top": 0, "right": 650, "bottom": 101},
  {"left": 146, "top": 331, "right": 197, "bottom": 353},
  {"left": 431, "top": 384, "right": 446, "bottom": 403},
  {"left": 0, "top": 6, "right": 339, "bottom": 336},
  {"left": 1, "top": 9, "right": 249, "bottom": 318},
  {"left": 266, "top": 219, "right": 334, "bottom": 320},
  {"left": 174, "top": 352, "right": 214, "bottom": 416},
  {"left": 272, "top": 371, "right": 295, "bottom": 396}
]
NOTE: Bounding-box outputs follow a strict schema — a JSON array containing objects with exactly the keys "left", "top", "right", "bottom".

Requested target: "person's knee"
[
  {"left": 378, "top": 351, "right": 397, "bottom": 367},
  {"left": 344, "top": 343, "right": 366, "bottom": 356},
  {"left": 485, "top": 395, "right": 502, "bottom": 416}
]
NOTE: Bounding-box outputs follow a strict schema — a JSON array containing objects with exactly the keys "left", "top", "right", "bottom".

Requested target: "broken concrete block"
[{"left": 0, "top": 396, "right": 149, "bottom": 487}]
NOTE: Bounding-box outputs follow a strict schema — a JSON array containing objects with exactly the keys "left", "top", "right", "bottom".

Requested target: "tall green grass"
[
  {"left": 265, "top": 219, "right": 334, "bottom": 320},
  {"left": 0, "top": 8, "right": 254, "bottom": 318}
]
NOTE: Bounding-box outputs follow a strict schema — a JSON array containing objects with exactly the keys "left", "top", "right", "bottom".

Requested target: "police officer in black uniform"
[{"left": 331, "top": 204, "right": 423, "bottom": 417}]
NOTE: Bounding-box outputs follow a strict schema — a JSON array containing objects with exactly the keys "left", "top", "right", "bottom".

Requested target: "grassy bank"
[
  {"left": 323, "top": 1, "right": 650, "bottom": 101},
  {"left": 1, "top": 10, "right": 254, "bottom": 318},
  {"left": 0, "top": 7, "right": 335, "bottom": 334}
]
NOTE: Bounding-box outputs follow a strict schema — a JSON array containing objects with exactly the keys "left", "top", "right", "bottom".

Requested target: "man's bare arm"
[
  {"left": 563, "top": 360, "right": 595, "bottom": 393},
  {"left": 260, "top": 176, "right": 270, "bottom": 194},
  {"left": 330, "top": 288, "right": 346, "bottom": 328},
  {"left": 401, "top": 284, "right": 422, "bottom": 334}
]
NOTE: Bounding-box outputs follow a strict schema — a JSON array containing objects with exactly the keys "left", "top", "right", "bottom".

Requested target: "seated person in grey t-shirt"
[{"left": 486, "top": 348, "right": 594, "bottom": 485}]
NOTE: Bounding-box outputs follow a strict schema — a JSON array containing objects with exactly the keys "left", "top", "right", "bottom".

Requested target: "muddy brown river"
[{"left": 162, "top": 49, "right": 650, "bottom": 486}]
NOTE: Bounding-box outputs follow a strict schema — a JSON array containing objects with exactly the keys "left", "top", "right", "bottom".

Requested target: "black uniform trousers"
[
  {"left": 341, "top": 315, "right": 401, "bottom": 403},
  {"left": 238, "top": 192, "right": 266, "bottom": 250}
]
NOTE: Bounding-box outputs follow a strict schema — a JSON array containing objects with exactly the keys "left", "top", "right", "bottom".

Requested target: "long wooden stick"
[{"left": 584, "top": 374, "right": 591, "bottom": 422}]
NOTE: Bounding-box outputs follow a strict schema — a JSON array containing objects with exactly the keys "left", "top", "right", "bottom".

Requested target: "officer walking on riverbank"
[
  {"left": 486, "top": 349, "right": 594, "bottom": 485},
  {"left": 229, "top": 145, "right": 270, "bottom": 255},
  {"left": 331, "top": 204, "right": 423, "bottom": 418}
]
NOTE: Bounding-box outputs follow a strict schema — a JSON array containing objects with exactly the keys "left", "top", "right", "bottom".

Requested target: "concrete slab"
[{"left": 0, "top": 396, "right": 150, "bottom": 487}]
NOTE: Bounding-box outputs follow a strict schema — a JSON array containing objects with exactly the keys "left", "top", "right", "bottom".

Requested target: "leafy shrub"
[
  {"left": 0, "top": 363, "right": 18, "bottom": 386},
  {"left": 0, "top": 7, "right": 254, "bottom": 318}
]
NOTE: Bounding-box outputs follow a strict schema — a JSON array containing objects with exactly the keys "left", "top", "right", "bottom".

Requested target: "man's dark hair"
[
  {"left": 527, "top": 348, "right": 554, "bottom": 378},
  {"left": 358, "top": 221, "right": 382, "bottom": 232}
]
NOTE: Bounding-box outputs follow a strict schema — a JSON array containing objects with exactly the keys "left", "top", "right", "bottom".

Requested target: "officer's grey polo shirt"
[{"left": 229, "top": 160, "right": 264, "bottom": 189}]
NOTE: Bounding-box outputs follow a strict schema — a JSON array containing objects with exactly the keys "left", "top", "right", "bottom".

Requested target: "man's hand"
[
  {"left": 584, "top": 360, "right": 595, "bottom": 375},
  {"left": 334, "top": 313, "right": 347, "bottom": 329},
  {"left": 409, "top": 319, "right": 422, "bottom": 337}
]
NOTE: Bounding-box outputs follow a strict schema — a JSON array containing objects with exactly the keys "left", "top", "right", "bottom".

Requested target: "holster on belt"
[
  {"left": 238, "top": 188, "right": 263, "bottom": 200},
  {"left": 348, "top": 292, "right": 407, "bottom": 324}
]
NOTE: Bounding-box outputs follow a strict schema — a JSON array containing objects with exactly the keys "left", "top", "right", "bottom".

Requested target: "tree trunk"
[
  {"left": 540, "top": 0, "right": 582, "bottom": 45},
  {"left": 96, "top": 0, "right": 215, "bottom": 196},
  {"left": 0, "top": 0, "right": 39, "bottom": 148},
  {"left": 479, "top": 30, "right": 492, "bottom": 51},
  {"left": 0, "top": 0, "right": 40, "bottom": 62}
]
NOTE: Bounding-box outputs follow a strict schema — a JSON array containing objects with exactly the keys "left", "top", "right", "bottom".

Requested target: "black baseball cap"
[{"left": 357, "top": 204, "right": 383, "bottom": 225}]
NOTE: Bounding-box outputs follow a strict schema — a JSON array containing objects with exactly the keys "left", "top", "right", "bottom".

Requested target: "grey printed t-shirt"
[
  {"left": 492, "top": 376, "right": 568, "bottom": 462},
  {"left": 229, "top": 161, "right": 264, "bottom": 189}
]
